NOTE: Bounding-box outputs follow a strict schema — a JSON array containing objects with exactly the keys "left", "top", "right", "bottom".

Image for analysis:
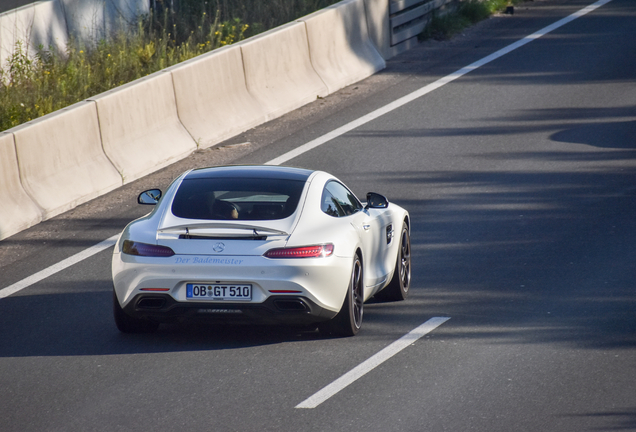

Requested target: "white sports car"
[{"left": 112, "top": 165, "right": 411, "bottom": 336}]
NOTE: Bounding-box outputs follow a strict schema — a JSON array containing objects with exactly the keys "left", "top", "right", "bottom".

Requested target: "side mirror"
[
  {"left": 365, "top": 192, "right": 389, "bottom": 209},
  {"left": 138, "top": 189, "right": 162, "bottom": 205}
]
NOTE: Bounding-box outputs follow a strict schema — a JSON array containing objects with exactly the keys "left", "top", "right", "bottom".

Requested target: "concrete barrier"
[
  {"left": 0, "top": 1, "right": 67, "bottom": 70},
  {"left": 60, "top": 0, "right": 106, "bottom": 43},
  {"left": 103, "top": 0, "right": 148, "bottom": 30},
  {"left": 60, "top": 0, "right": 148, "bottom": 44},
  {"left": 1, "top": 0, "right": 407, "bottom": 241},
  {"left": 363, "top": 0, "right": 392, "bottom": 60},
  {"left": 240, "top": 21, "right": 329, "bottom": 121},
  {"left": 90, "top": 71, "right": 197, "bottom": 183},
  {"left": 0, "top": 0, "right": 147, "bottom": 68},
  {"left": 169, "top": 45, "right": 267, "bottom": 149},
  {"left": 0, "top": 4, "right": 34, "bottom": 70},
  {"left": 12, "top": 101, "right": 122, "bottom": 219},
  {"left": 0, "top": 132, "right": 43, "bottom": 241},
  {"left": 300, "top": 0, "right": 385, "bottom": 94},
  {"left": 31, "top": 0, "right": 68, "bottom": 54}
]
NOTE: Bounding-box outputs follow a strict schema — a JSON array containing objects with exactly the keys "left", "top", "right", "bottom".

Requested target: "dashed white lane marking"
[
  {"left": 0, "top": 0, "right": 612, "bottom": 299},
  {"left": 296, "top": 317, "right": 451, "bottom": 409},
  {"left": 267, "top": 0, "right": 613, "bottom": 166},
  {"left": 0, "top": 235, "right": 119, "bottom": 299}
]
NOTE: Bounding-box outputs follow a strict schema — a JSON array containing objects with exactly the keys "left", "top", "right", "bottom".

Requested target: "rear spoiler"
[{"left": 158, "top": 223, "right": 289, "bottom": 238}]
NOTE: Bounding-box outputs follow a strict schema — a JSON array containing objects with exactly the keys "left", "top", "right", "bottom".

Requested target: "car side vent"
[{"left": 386, "top": 224, "right": 394, "bottom": 245}]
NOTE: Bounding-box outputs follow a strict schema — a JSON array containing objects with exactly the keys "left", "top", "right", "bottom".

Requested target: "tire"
[
  {"left": 375, "top": 223, "right": 411, "bottom": 301},
  {"left": 113, "top": 290, "right": 159, "bottom": 333},
  {"left": 320, "top": 255, "right": 363, "bottom": 337}
]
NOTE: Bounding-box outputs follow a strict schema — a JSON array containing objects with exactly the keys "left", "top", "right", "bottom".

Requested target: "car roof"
[{"left": 184, "top": 165, "right": 315, "bottom": 181}]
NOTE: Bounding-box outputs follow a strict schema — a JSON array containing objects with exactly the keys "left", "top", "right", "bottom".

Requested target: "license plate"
[{"left": 186, "top": 284, "right": 252, "bottom": 301}]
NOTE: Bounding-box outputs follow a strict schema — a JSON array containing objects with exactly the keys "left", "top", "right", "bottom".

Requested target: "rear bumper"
[
  {"left": 121, "top": 292, "right": 338, "bottom": 326},
  {"left": 112, "top": 252, "right": 352, "bottom": 312}
]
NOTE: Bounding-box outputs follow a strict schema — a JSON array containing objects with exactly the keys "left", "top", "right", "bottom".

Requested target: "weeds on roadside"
[
  {"left": 0, "top": 0, "right": 339, "bottom": 132},
  {"left": 420, "top": 0, "right": 520, "bottom": 41}
]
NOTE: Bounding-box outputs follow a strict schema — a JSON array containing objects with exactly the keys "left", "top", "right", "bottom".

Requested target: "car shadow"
[{"left": 0, "top": 287, "right": 338, "bottom": 358}]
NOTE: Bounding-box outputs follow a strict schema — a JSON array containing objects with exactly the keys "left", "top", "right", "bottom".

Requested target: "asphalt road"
[
  {"left": 1, "top": 0, "right": 635, "bottom": 431},
  {"left": 0, "top": 0, "right": 31, "bottom": 14}
]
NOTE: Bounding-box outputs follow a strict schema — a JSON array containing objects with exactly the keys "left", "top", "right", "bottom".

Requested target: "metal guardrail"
[{"left": 389, "top": 0, "right": 456, "bottom": 46}]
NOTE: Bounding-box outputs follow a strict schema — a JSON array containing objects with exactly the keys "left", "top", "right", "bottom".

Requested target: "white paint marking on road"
[
  {"left": 0, "top": 234, "right": 119, "bottom": 299},
  {"left": 0, "top": 0, "right": 612, "bottom": 299},
  {"left": 266, "top": 0, "right": 613, "bottom": 166},
  {"left": 295, "top": 317, "right": 451, "bottom": 409}
]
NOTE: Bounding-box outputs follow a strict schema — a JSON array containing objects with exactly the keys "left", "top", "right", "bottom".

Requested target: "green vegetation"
[
  {"left": 0, "top": 0, "right": 340, "bottom": 132},
  {"left": 420, "top": 0, "right": 520, "bottom": 41}
]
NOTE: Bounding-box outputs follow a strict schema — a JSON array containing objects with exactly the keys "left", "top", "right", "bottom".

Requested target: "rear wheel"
[
  {"left": 320, "top": 255, "right": 363, "bottom": 337},
  {"left": 113, "top": 290, "right": 159, "bottom": 333},
  {"left": 375, "top": 223, "right": 411, "bottom": 301}
]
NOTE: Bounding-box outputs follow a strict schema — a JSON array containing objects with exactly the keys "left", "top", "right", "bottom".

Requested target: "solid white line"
[
  {"left": 0, "top": 0, "right": 612, "bottom": 299},
  {"left": 295, "top": 317, "right": 451, "bottom": 409},
  {"left": 0, "top": 234, "right": 119, "bottom": 299},
  {"left": 266, "top": 0, "right": 613, "bottom": 166}
]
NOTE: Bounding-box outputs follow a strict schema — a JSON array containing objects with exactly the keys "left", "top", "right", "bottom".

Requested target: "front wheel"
[
  {"left": 320, "top": 255, "right": 363, "bottom": 337},
  {"left": 375, "top": 223, "right": 411, "bottom": 301},
  {"left": 113, "top": 290, "right": 159, "bottom": 333}
]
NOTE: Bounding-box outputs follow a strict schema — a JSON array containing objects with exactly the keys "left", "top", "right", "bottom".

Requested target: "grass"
[
  {"left": 0, "top": 0, "right": 340, "bottom": 132},
  {"left": 420, "top": 0, "right": 521, "bottom": 41}
]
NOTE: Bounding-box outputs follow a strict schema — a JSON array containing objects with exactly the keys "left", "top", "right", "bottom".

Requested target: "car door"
[{"left": 321, "top": 181, "right": 390, "bottom": 298}]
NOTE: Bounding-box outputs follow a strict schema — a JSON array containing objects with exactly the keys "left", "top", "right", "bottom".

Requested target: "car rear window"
[{"left": 171, "top": 178, "right": 306, "bottom": 221}]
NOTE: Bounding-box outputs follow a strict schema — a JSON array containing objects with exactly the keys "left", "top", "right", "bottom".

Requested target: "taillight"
[
  {"left": 122, "top": 240, "right": 175, "bottom": 257},
  {"left": 264, "top": 244, "right": 334, "bottom": 258}
]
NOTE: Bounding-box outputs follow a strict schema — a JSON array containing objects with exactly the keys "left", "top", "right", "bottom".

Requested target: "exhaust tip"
[
  {"left": 274, "top": 299, "right": 308, "bottom": 312},
  {"left": 136, "top": 297, "right": 166, "bottom": 309}
]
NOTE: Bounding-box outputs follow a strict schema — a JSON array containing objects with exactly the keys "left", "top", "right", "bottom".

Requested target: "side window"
[
  {"left": 321, "top": 181, "right": 362, "bottom": 217},
  {"left": 321, "top": 189, "right": 343, "bottom": 217}
]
